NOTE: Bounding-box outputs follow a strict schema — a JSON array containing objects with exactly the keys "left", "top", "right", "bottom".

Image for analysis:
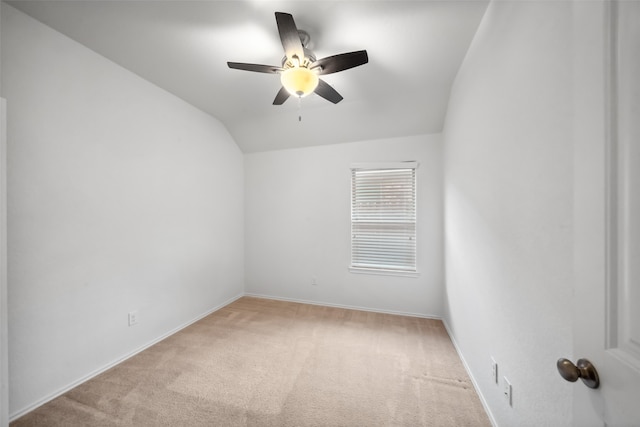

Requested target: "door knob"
[{"left": 557, "top": 358, "right": 600, "bottom": 389}]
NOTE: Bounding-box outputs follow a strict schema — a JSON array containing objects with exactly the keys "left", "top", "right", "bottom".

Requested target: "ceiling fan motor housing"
[{"left": 281, "top": 30, "right": 316, "bottom": 69}]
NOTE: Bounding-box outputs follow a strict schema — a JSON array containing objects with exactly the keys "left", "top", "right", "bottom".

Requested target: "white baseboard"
[
  {"left": 442, "top": 319, "right": 498, "bottom": 427},
  {"left": 243, "top": 292, "right": 442, "bottom": 320},
  {"left": 9, "top": 293, "right": 244, "bottom": 422}
]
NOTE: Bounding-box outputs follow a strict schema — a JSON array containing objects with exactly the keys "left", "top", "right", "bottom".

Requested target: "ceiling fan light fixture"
[{"left": 280, "top": 67, "right": 318, "bottom": 98}]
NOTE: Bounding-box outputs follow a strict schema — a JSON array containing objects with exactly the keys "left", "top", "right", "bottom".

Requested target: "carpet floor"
[{"left": 11, "top": 297, "right": 491, "bottom": 426}]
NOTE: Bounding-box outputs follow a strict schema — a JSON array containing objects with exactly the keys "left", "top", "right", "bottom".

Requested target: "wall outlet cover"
[
  {"left": 128, "top": 311, "right": 138, "bottom": 326},
  {"left": 503, "top": 376, "right": 512, "bottom": 407},
  {"left": 491, "top": 357, "right": 498, "bottom": 384}
]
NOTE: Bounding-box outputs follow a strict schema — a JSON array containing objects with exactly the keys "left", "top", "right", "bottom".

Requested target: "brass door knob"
[{"left": 557, "top": 358, "right": 600, "bottom": 389}]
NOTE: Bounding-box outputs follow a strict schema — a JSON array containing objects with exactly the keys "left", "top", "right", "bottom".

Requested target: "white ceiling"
[{"left": 7, "top": 0, "right": 489, "bottom": 153}]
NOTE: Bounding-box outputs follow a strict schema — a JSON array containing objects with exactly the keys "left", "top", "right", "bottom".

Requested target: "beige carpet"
[{"left": 11, "top": 297, "right": 491, "bottom": 426}]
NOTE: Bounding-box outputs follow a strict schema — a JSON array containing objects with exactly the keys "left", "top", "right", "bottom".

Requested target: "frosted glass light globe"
[{"left": 280, "top": 67, "right": 319, "bottom": 98}]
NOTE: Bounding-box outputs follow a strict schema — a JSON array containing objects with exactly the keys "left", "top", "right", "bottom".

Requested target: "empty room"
[{"left": 1, "top": 1, "right": 639, "bottom": 426}]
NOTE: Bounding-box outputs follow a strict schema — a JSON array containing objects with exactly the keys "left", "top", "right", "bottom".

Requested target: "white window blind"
[{"left": 350, "top": 164, "right": 417, "bottom": 274}]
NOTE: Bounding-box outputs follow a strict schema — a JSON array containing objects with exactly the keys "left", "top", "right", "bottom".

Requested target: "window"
[{"left": 350, "top": 162, "right": 417, "bottom": 276}]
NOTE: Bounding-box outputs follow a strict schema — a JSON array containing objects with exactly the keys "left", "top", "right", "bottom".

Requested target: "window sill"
[{"left": 348, "top": 267, "right": 420, "bottom": 278}]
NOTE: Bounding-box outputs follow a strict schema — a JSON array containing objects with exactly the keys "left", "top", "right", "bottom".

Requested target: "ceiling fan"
[{"left": 227, "top": 12, "right": 368, "bottom": 105}]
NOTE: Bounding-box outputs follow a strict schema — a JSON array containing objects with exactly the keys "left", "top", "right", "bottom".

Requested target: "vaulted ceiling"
[{"left": 7, "top": 1, "right": 489, "bottom": 152}]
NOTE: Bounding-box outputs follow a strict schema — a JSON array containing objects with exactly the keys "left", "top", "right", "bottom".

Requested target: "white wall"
[
  {"left": 442, "top": 1, "right": 574, "bottom": 426},
  {"left": 245, "top": 134, "right": 443, "bottom": 317},
  {"left": 1, "top": 98, "right": 8, "bottom": 427},
  {"left": 0, "top": 2, "right": 7, "bottom": 424},
  {"left": 1, "top": 92, "right": 8, "bottom": 426},
  {"left": 1, "top": 4, "right": 244, "bottom": 418}
]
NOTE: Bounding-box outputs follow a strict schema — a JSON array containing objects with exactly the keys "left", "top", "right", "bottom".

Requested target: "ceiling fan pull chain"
[{"left": 298, "top": 96, "right": 302, "bottom": 122}]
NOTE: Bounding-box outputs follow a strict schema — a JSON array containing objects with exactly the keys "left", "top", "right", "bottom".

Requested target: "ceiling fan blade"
[
  {"left": 273, "top": 87, "right": 291, "bottom": 105},
  {"left": 275, "top": 12, "right": 304, "bottom": 64},
  {"left": 311, "top": 50, "right": 369, "bottom": 75},
  {"left": 314, "top": 79, "right": 343, "bottom": 104},
  {"left": 227, "top": 62, "right": 283, "bottom": 74}
]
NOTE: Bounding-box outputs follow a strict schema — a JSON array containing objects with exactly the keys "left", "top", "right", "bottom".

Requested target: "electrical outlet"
[
  {"left": 311, "top": 276, "right": 318, "bottom": 286},
  {"left": 128, "top": 311, "right": 138, "bottom": 326},
  {"left": 491, "top": 357, "right": 498, "bottom": 384},
  {"left": 503, "top": 376, "right": 512, "bottom": 407}
]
